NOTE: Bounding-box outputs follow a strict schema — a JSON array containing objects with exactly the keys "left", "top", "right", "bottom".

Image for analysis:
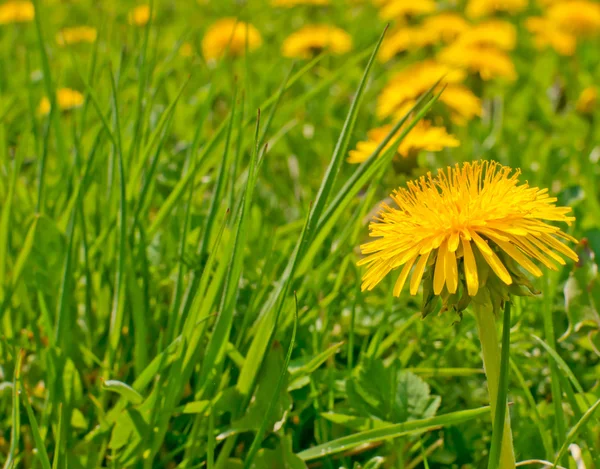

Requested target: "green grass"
[{"left": 1, "top": 1, "right": 600, "bottom": 468}]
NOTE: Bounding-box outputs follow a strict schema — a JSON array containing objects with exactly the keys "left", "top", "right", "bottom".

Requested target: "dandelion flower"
[
  {"left": 347, "top": 120, "right": 459, "bottom": 164},
  {"left": 359, "top": 161, "right": 578, "bottom": 301},
  {"left": 202, "top": 18, "right": 262, "bottom": 61},
  {"left": 420, "top": 13, "right": 470, "bottom": 44},
  {"left": 0, "top": 1, "right": 34, "bottom": 24},
  {"left": 439, "top": 44, "right": 517, "bottom": 81},
  {"left": 282, "top": 25, "right": 352, "bottom": 59},
  {"left": 438, "top": 85, "right": 482, "bottom": 124},
  {"left": 272, "top": 0, "right": 329, "bottom": 6},
  {"left": 547, "top": 1, "right": 600, "bottom": 36},
  {"left": 38, "top": 88, "right": 84, "bottom": 116},
  {"left": 378, "top": 27, "right": 433, "bottom": 62},
  {"left": 466, "top": 0, "right": 528, "bottom": 18},
  {"left": 377, "top": 60, "right": 465, "bottom": 118},
  {"left": 56, "top": 26, "right": 97, "bottom": 46},
  {"left": 525, "top": 17, "right": 576, "bottom": 56},
  {"left": 576, "top": 86, "right": 597, "bottom": 114},
  {"left": 453, "top": 20, "right": 517, "bottom": 51},
  {"left": 377, "top": 0, "right": 436, "bottom": 20},
  {"left": 129, "top": 4, "right": 151, "bottom": 26}
]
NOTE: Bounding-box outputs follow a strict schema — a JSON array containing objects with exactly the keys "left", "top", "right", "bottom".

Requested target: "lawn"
[{"left": 0, "top": 0, "right": 599, "bottom": 468}]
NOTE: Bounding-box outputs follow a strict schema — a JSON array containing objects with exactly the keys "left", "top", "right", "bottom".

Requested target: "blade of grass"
[
  {"left": 487, "top": 302, "right": 511, "bottom": 469},
  {"left": 552, "top": 397, "right": 600, "bottom": 468},
  {"left": 3, "top": 350, "right": 23, "bottom": 469},
  {"left": 106, "top": 66, "right": 127, "bottom": 367},
  {"left": 243, "top": 293, "right": 298, "bottom": 469},
  {"left": 21, "top": 384, "right": 52, "bottom": 469},
  {"left": 509, "top": 358, "right": 554, "bottom": 459},
  {"left": 298, "top": 406, "right": 490, "bottom": 461}
]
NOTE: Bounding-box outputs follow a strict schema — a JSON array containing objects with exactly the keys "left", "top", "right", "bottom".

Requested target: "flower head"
[
  {"left": 377, "top": 0, "right": 436, "bottom": 20},
  {"left": 466, "top": 0, "right": 528, "bottom": 18},
  {"left": 0, "top": 1, "right": 33, "bottom": 24},
  {"left": 525, "top": 17, "right": 576, "bottom": 56},
  {"left": 377, "top": 60, "right": 465, "bottom": 118},
  {"left": 38, "top": 88, "right": 84, "bottom": 116},
  {"left": 129, "top": 4, "right": 151, "bottom": 26},
  {"left": 547, "top": 1, "right": 600, "bottom": 37},
  {"left": 438, "top": 44, "right": 516, "bottom": 81},
  {"left": 359, "top": 161, "right": 578, "bottom": 313},
  {"left": 438, "top": 85, "right": 482, "bottom": 124},
  {"left": 453, "top": 20, "right": 517, "bottom": 51},
  {"left": 576, "top": 86, "right": 597, "bottom": 114},
  {"left": 56, "top": 26, "right": 97, "bottom": 46},
  {"left": 347, "top": 120, "right": 459, "bottom": 164},
  {"left": 420, "top": 13, "right": 470, "bottom": 44},
  {"left": 202, "top": 18, "right": 262, "bottom": 61},
  {"left": 282, "top": 25, "right": 352, "bottom": 58}
]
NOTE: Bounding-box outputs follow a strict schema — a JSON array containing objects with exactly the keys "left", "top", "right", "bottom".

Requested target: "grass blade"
[
  {"left": 3, "top": 350, "right": 23, "bottom": 469},
  {"left": 298, "top": 406, "right": 490, "bottom": 461},
  {"left": 487, "top": 302, "right": 511, "bottom": 469},
  {"left": 243, "top": 293, "right": 298, "bottom": 469},
  {"left": 552, "top": 397, "right": 600, "bottom": 468}
]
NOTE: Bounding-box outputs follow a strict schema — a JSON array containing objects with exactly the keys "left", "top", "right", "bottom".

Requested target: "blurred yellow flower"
[
  {"left": 347, "top": 120, "right": 459, "bottom": 164},
  {"left": 466, "top": 0, "right": 528, "bottom": 18},
  {"left": 179, "top": 42, "right": 194, "bottom": 58},
  {"left": 282, "top": 25, "right": 352, "bottom": 58},
  {"left": 525, "top": 17, "right": 576, "bottom": 56},
  {"left": 272, "top": 0, "right": 329, "bottom": 5},
  {"left": 0, "top": 1, "right": 34, "bottom": 24},
  {"left": 547, "top": 1, "right": 600, "bottom": 36},
  {"left": 377, "top": 60, "right": 465, "bottom": 118},
  {"left": 56, "top": 26, "right": 97, "bottom": 46},
  {"left": 202, "top": 18, "right": 262, "bottom": 60},
  {"left": 38, "top": 88, "right": 84, "bottom": 116},
  {"left": 439, "top": 85, "right": 482, "bottom": 124},
  {"left": 439, "top": 44, "right": 516, "bottom": 81},
  {"left": 453, "top": 20, "right": 517, "bottom": 51},
  {"left": 377, "top": 0, "right": 436, "bottom": 20},
  {"left": 420, "top": 13, "right": 470, "bottom": 43},
  {"left": 378, "top": 26, "right": 443, "bottom": 61},
  {"left": 576, "top": 86, "right": 597, "bottom": 114},
  {"left": 359, "top": 160, "right": 578, "bottom": 297},
  {"left": 129, "top": 5, "right": 151, "bottom": 26}
]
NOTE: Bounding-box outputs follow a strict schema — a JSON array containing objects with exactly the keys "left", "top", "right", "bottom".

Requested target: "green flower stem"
[{"left": 474, "top": 305, "right": 516, "bottom": 469}]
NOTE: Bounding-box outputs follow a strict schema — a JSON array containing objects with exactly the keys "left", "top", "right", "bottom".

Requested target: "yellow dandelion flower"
[
  {"left": 466, "top": 0, "right": 528, "bottom": 18},
  {"left": 129, "top": 4, "right": 151, "bottom": 26},
  {"left": 438, "top": 44, "right": 516, "bottom": 81},
  {"left": 525, "top": 17, "right": 576, "bottom": 56},
  {"left": 377, "top": 0, "right": 436, "bottom": 20},
  {"left": 576, "top": 86, "right": 597, "bottom": 114},
  {"left": 38, "top": 88, "right": 84, "bottom": 116},
  {"left": 56, "top": 26, "right": 97, "bottom": 46},
  {"left": 420, "top": 13, "right": 470, "bottom": 43},
  {"left": 271, "top": 0, "right": 329, "bottom": 6},
  {"left": 282, "top": 25, "right": 352, "bottom": 59},
  {"left": 347, "top": 120, "right": 459, "bottom": 164},
  {"left": 202, "top": 18, "right": 262, "bottom": 61},
  {"left": 377, "top": 60, "right": 465, "bottom": 118},
  {"left": 453, "top": 20, "right": 517, "bottom": 51},
  {"left": 439, "top": 85, "right": 482, "bottom": 124},
  {"left": 0, "top": 1, "right": 34, "bottom": 24},
  {"left": 359, "top": 161, "right": 578, "bottom": 299},
  {"left": 547, "top": 1, "right": 600, "bottom": 36}
]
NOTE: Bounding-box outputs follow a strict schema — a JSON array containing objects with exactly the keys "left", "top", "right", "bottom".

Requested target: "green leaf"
[{"left": 297, "top": 406, "right": 490, "bottom": 461}]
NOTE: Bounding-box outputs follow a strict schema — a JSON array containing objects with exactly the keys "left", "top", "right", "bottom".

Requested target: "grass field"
[{"left": 0, "top": 0, "right": 599, "bottom": 467}]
